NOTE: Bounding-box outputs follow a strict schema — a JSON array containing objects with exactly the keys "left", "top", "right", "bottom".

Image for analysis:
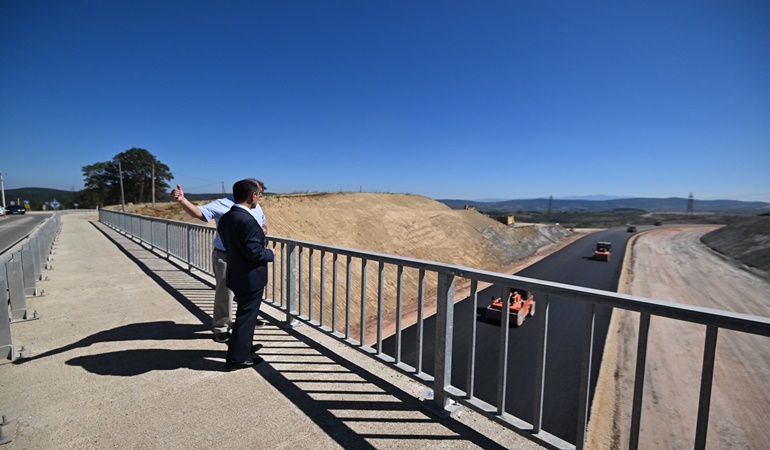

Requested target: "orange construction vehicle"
[
  {"left": 485, "top": 288, "right": 536, "bottom": 327},
  {"left": 593, "top": 241, "right": 611, "bottom": 261}
]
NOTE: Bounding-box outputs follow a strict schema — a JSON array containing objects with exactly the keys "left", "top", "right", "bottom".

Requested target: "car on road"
[
  {"left": 6, "top": 205, "right": 26, "bottom": 215},
  {"left": 627, "top": 225, "right": 637, "bottom": 232},
  {"left": 654, "top": 219, "right": 663, "bottom": 226}
]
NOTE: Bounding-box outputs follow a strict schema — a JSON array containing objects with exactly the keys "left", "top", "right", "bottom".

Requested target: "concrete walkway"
[{"left": 1, "top": 214, "right": 543, "bottom": 449}]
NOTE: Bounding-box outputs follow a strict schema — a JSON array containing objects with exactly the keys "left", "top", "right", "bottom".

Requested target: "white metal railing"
[{"left": 98, "top": 209, "right": 770, "bottom": 450}]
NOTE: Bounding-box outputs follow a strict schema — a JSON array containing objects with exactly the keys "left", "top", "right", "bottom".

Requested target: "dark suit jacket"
[{"left": 217, "top": 205, "right": 274, "bottom": 295}]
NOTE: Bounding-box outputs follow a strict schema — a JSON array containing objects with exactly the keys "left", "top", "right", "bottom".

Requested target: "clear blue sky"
[{"left": 1, "top": 1, "right": 768, "bottom": 202}]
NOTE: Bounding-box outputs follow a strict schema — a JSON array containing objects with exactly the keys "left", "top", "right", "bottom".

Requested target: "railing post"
[
  {"left": 431, "top": 272, "right": 462, "bottom": 416},
  {"left": 308, "top": 248, "right": 314, "bottom": 322},
  {"left": 165, "top": 222, "right": 170, "bottom": 260},
  {"left": 345, "top": 255, "right": 352, "bottom": 339},
  {"left": 319, "top": 250, "right": 326, "bottom": 328},
  {"left": 496, "top": 285, "right": 511, "bottom": 414},
  {"left": 332, "top": 253, "right": 338, "bottom": 333},
  {"left": 576, "top": 302, "right": 596, "bottom": 450},
  {"left": 533, "top": 294, "right": 550, "bottom": 434},
  {"left": 284, "top": 243, "right": 299, "bottom": 327},
  {"left": 186, "top": 227, "right": 192, "bottom": 272},
  {"left": 297, "top": 247, "right": 304, "bottom": 316},
  {"left": 694, "top": 325, "right": 719, "bottom": 450},
  {"left": 629, "top": 312, "right": 651, "bottom": 450},
  {"left": 359, "top": 258, "right": 367, "bottom": 346},
  {"left": 393, "top": 264, "right": 402, "bottom": 360},
  {"left": 416, "top": 269, "right": 426, "bottom": 375},
  {"left": 465, "top": 280, "right": 478, "bottom": 399}
]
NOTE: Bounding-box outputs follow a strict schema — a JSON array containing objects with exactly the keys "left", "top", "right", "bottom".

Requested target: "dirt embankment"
[
  {"left": 120, "top": 193, "right": 577, "bottom": 340},
  {"left": 125, "top": 193, "right": 572, "bottom": 271},
  {"left": 700, "top": 215, "right": 770, "bottom": 279}
]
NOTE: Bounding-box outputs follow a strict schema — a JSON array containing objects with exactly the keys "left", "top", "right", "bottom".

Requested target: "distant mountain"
[
  {"left": 438, "top": 197, "right": 770, "bottom": 214},
  {"left": 557, "top": 195, "right": 632, "bottom": 201},
  {"left": 472, "top": 195, "right": 632, "bottom": 202},
  {"left": 473, "top": 198, "right": 509, "bottom": 202}
]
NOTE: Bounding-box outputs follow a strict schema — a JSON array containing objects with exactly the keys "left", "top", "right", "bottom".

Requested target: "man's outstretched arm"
[{"left": 171, "top": 184, "right": 205, "bottom": 221}]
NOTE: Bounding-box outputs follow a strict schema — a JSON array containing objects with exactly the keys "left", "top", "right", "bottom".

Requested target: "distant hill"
[
  {"left": 4, "top": 187, "right": 77, "bottom": 208},
  {"left": 183, "top": 192, "right": 226, "bottom": 201},
  {"left": 438, "top": 197, "right": 770, "bottom": 214},
  {"left": 3, "top": 187, "right": 214, "bottom": 209}
]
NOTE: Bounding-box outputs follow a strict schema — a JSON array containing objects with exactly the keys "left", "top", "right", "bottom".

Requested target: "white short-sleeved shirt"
[{"left": 198, "top": 196, "right": 266, "bottom": 251}]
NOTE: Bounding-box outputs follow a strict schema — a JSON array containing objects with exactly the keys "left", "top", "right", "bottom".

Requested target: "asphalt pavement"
[
  {"left": 382, "top": 228, "right": 636, "bottom": 444},
  {"left": 0, "top": 214, "right": 543, "bottom": 449}
]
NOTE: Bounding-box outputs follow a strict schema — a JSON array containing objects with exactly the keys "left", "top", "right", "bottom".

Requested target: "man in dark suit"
[{"left": 217, "top": 178, "right": 275, "bottom": 371}]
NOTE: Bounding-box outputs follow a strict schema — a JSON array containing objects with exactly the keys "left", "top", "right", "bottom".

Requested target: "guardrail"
[
  {"left": 99, "top": 209, "right": 770, "bottom": 450},
  {"left": 2, "top": 211, "right": 75, "bottom": 360}
]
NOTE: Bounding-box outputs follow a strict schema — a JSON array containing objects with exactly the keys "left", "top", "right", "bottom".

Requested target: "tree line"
[{"left": 76, "top": 148, "right": 173, "bottom": 208}]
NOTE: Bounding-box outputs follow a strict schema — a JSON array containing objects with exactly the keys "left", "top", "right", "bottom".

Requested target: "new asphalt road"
[{"left": 382, "top": 227, "right": 637, "bottom": 444}]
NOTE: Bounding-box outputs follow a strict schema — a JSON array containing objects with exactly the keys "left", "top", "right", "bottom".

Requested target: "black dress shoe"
[
  {"left": 224, "top": 356, "right": 263, "bottom": 372},
  {"left": 213, "top": 331, "right": 230, "bottom": 343},
  {"left": 250, "top": 343, "right": 263, "bottom": 354}
]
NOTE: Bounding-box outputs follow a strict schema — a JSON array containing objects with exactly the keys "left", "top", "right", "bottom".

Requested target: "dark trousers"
[{"left": 226, "top": 289, "right": 263, "bottom": 364}]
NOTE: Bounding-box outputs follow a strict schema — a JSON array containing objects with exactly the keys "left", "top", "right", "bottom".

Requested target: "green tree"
[{"left": 80, "top": 148, "right": 173, "bottom": 207}]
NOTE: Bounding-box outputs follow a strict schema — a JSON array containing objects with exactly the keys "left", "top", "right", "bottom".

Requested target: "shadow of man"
[{"left": 13, "top": 321, "right": 223, "bottom": 374}]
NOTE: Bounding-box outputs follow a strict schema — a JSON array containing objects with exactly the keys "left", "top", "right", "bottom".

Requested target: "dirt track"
[{"left": 589, "top": 227, "right": 770, "bottom": 449}]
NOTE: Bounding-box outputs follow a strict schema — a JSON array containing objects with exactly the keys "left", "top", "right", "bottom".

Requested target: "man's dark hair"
[{"left": 232, "top": 179, "right": 261, "bottom": 203}]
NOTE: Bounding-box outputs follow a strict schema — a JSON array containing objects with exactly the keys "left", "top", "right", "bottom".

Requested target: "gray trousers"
[{"left": 212, "top": 249, "right": 234, "bottom": 333}]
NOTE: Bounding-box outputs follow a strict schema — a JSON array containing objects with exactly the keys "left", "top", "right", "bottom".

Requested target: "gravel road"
[{"left": 589, "top": 226, "right": 770, "bottom": 449}]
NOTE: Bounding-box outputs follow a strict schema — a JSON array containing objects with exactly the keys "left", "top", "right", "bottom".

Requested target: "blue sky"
[{"left": 1, "top": 1, "right": 768, "bottom": 202}]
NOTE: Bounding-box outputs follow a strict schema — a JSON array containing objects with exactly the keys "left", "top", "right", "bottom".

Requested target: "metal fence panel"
[
  {"left": 6, "top": 261, "right": 28, "bottom": 321},
  {"left": 1, "top": 279, "right": 13, "bottom": 360},
  {"left": 20, "top": 247, "right": 36, "bottom": 296}
]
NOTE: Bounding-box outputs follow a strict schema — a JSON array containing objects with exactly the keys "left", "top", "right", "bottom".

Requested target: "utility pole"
[
  {"left": 151, "top": 164, "right": 156, "bottom": 207},
  {"left": 0, "top": 173, "right": 6, "bottom": 212},
  {"left": 221, "top": 182, "right": 226, "bottom": 195},
  {"left": 118, "top": 161, "right": 126, "bottom": 212}
]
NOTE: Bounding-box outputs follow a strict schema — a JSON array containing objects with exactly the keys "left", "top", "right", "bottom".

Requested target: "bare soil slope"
[
  {"left": 701, "top": 215, "right": 770, "bottom": 278},
  {"left": 126, "top": 193, "right": 571, "bottom": 272}
]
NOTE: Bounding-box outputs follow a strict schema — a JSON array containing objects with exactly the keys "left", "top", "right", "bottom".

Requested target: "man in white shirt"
[{"left": 171, "top": 181, "right": 267, "bottom": 343}]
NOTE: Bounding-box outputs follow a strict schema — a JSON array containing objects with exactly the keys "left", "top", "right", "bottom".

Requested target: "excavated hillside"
[
  {"left": 120, "top": 193, "right": 574, "bottom": 342},
  {"left": 700, "top": 215, "right": 770, "bottom": 278},
  {"left": 126, "top": 192, "right": 571, "bottom": 272}
]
